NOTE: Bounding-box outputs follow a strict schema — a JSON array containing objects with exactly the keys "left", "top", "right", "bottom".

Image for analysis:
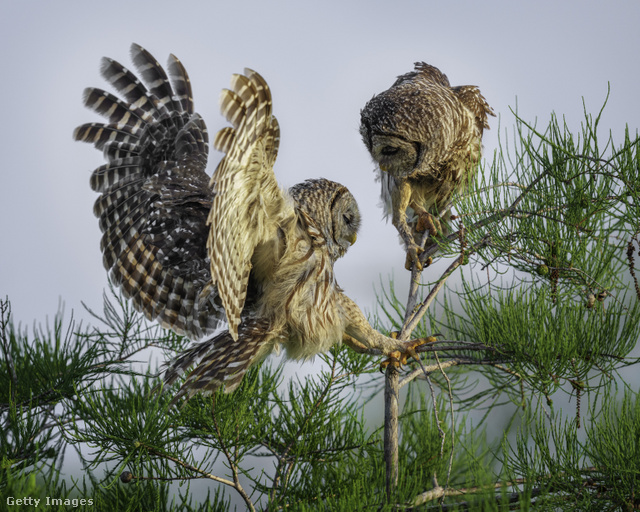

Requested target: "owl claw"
[
  {"left": 380, "top": 350, "right": 402, "bottom": 371},
  {"left": 379, "top": 336, "right": 437, "bottom": 371},
  {"left": 404, "top": 244, "right": 424, "bottom": 271},
  {"left": 405, "top": 211, "right": 441, "bottom": 271},
  {"left": 416, "top": 211, "right": 441, "bottom": 237}
]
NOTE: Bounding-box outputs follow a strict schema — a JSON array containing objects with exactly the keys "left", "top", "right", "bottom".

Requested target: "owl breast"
[{"left": 259, "top": 227, "right": 345, "bottom": 360}]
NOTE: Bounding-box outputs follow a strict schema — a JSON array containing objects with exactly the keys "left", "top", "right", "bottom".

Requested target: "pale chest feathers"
[{"left": 259, "top": 231, "right": 345, "bottom": 360}]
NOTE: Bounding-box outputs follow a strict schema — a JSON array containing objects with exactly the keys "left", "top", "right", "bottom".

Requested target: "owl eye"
[
  {"left": 380, "top": 146, "right": 400, "bottom": 156},
  {"left": 343, "top": 214, "right": 351, "bottom": 226}
]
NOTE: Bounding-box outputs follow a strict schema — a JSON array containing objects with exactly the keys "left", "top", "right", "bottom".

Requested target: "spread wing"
[
  {"left": 74, "top": 43, "right": 224, "bottom": 339},
  {"left": 207, "top": 69, "right": 292, "bottom": 340}
]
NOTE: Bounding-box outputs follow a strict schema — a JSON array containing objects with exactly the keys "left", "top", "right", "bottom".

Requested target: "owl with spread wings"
[{"left": 75, "top": 44, "right": 426, "bottom": 401}]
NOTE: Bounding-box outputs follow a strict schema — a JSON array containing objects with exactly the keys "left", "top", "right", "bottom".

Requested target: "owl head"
[
  {"left": 360, "top": 63, "right": 494, "bottom": 184},
  {"left": 290, "top": 179, "right": 361, "bottom": 261},
  {"left": 359, "top": 87, "right": 449, "bottom": 181},
  {"left": 362, "top": 133, "right": 423, "bottom": 179},
  {"left": 360, "top": 67, "right": 460, "bottom": 178}
]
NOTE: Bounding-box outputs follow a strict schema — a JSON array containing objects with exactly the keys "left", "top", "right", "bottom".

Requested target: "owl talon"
[
  {"left": 380, "top": 350, "right": 402, "bottom": 371},
  {"left": 401, "top": 336, "right": 436, "bottom": 364},
  {"left": 404, "top": 244, "right": 424, "bottom": 271},
  {"left": 417, "top": 211, "right": 444, "bottom": 245},
  {"left": 380, "top": 336, "right": 437, "bottom": 371},
  {"left": 416, "top": 211, "right": 435, "bottom": 235}
]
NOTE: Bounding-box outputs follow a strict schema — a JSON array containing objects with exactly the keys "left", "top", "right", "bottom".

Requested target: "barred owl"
[
  {"left": 360, "top": 62, "right": 495, "bottom": 269},
  {"left": 75, "top": 44, "right": 424, "bottom": 401}
]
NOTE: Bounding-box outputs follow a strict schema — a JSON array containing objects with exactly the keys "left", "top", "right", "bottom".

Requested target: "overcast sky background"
[
  {"left": 1, "top": 1, "right": 639, "bottom": 506},
  {"left": 1, "top": 1, "right": 639, "bottom": 332}
]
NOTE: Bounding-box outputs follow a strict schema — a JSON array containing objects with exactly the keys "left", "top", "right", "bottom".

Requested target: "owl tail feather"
[{"left": 162, "top": 318, "right": 272, "bottom": 406}]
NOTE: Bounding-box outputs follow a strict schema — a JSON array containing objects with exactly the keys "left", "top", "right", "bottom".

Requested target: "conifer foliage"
[{"left": 2, "top": 99, "right": 640, "bottom": 510}]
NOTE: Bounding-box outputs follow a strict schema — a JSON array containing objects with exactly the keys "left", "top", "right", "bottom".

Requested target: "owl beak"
[
  {"left": 379, "top": 164, "right": 388, "bottom": 172},
  {"left": 348, "top": 233, "right": 357, "bottom": 245}
]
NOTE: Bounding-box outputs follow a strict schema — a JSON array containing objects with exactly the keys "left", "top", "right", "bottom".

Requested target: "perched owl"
[
  {"left": 75, "top": 44, "right": 425, "bottom": 401},
  {"left": 360, "top": 62, "right": 495, "bottom": 269}
]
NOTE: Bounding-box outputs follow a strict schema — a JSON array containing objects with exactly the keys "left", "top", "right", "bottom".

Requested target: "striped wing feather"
[
  {"left": 74, "top": 43, "right": 223, "bottom": 339},
  {"left": 208, "top": 69, "right": 290, "bottom": 340}
]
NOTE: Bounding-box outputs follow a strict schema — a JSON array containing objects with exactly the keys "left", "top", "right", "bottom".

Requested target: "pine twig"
[
  {"left": 0, "top": 298, "right": 18, "bottom": 404},
  {"left": 210, "top": 398, "right": 256, "bottom": 512},
  {"left": 434, "top": 351, "right": 455, "bottom": 489},
  {"left": 270, "top": 353, "right": 339, "bottom": 502},
  {"left": 384, "top": 363, "right": 400, "bottom": 501},
  {"left": 141, "top": 445, "right": 247, "bottom": 493}
]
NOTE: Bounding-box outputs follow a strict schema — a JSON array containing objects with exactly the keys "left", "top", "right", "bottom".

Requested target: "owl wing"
[
  {"left": 74, "top": 43, "right": 224, "bottom": 339},
  {"left": 208, "top": 69, "right": 292, "bottom": 340},
  {"left": 452, "top": 85, "right": 496, "bottom": 132}
]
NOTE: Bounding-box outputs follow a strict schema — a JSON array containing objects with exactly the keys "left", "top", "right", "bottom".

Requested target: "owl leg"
[
  {"left": 404, "top": 211, "right": 435, "bottom": 270},
  {"left": 342, "top": 334, "right": 370, "bottom": 353},
  {"left": 341, "top": 294, "right": 437, "bottom": 366},
  {"left": 391, "top": 181, "right": 424, "bottom": 270},
  {"left": 412, "top": 203, "right": 449, "bottom": 270}
]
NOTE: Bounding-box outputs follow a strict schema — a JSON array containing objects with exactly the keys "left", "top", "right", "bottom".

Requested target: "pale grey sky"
[{"left": 1, "top": 0, "right": 639, "bottom": 329}]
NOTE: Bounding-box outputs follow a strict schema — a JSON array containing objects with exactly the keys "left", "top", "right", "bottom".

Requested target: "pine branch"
[
  {"left": 403, "top": 466, "right": 631, "bottom": 511},
  {"left": 125, "top": 445, "right": 244, "bottom": 489},
  {"left": 269, "top": 353, "right": 339, "bottom": 503},
  {"left": 0, "top": 298, "right": 18, "bottom": 404},
  {"left": 210, "top": 398, "right": 256, "bottom": 512},
  {"left": 384, "top": 363, "right": 400, "bottom": 502}
]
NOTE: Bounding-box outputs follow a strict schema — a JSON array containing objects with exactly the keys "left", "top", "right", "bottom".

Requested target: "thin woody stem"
[
  {"left": 404, "top": 234, "right": 491, "bottom": 340},
  {"left": 407, "top": 466, "right": 604, "bottom": 509},
  {"left": 384, "top": 363, "right": 400, "bottom": 502},
  {"left": 434, "top": 351, "right": 455, "bottom": 489},
  {"left": 400, "top": 257, "right": 461, "bottom": 340},
  {"left": 210, "top": 400, "right": 256, "bottom": 512},
  {"left": 145, "top": 446, "right": 248, "bottom": 494}
]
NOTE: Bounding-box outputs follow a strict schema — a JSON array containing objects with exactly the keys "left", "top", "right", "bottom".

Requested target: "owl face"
[
  {"left": 369, "top": 134, "right": 421, "bottom": 179},
  {"left": 330, "top": 188, "right": 361, "bottom": 256},
  {"left": 290, "top": 179, "right": 361, "bottom": 261}
]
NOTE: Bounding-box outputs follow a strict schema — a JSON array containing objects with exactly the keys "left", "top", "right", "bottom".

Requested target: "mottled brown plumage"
[
  {"left": 360, "top": 62, "right": 495, "bottom": 269},
  {"left": 76, "top": 44, "right": 426, "bottom": 401}
]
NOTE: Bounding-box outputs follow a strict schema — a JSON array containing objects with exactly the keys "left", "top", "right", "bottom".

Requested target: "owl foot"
[
  {"left": 416, "top": 211, "right": 441, "bottom": 237},
  {"left": 379, "top": 350, "right": 402, "bottom": 371},
  {"left": 379, "top": 335, "right": 437, "bottom": 371},
  {"left": 404, "top": 243, "right": 424, "bottom": 271},
  {"left": 405, "top": 252, "right": 433, "bottom": 271}
]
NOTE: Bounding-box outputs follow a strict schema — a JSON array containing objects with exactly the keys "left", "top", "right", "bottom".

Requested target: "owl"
[
  {"left": 75, "top": 44, "right": 426, "bottom": 401},
  {"left": 360, "top": 62, "right": 495, "bottom": 269}
]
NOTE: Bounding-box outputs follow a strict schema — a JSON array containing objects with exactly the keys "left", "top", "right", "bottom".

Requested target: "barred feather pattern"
[
  {"left": 74, "top": 43, "right": 224, "bottom": 339},
  {"left": 162, "top": 177, "right": 366, "bottom": 399},
  {"left": 163, "top": 318, "right": 272, "bottom": 404},
  {"left": 359, "top": 61, "right": 495, "bottom": 262},
  {"left": 207, "top": 68, "right": 287, "bottom": 341},
  {"left": 78, "top": 45, "right": 430, "bottom": 401}
]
